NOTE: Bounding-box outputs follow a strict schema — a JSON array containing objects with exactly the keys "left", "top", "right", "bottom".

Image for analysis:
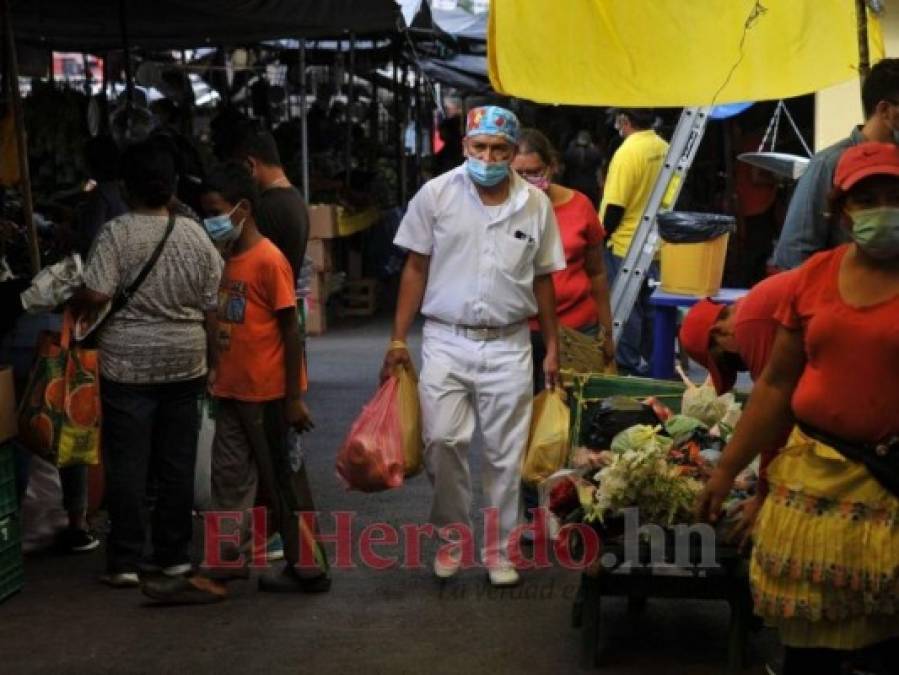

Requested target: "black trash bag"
[
  {"left": 657, "top": 212, "right": 736, "bottom": 244},
  {"left": 579, "top": 396, "right": 663, "bottom": 450}
]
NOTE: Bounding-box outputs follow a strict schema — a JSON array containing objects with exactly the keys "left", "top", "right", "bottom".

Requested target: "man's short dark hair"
[
  {"left": 120, "top": 140, "right": 176, "bottom": 209},
  {"left": 203, "top": 161, "right": 260, "bottom": 212},
  {"left": 619, "top": 108, "right": 655, "bottom": 130},
  {"left": 862, "top": 57, "right": 899, "bottom": 118},
  {"left": 232, "top": 123, "right": 282, "bottom": 167}
]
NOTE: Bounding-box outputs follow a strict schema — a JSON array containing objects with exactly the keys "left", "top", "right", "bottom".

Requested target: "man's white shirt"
[{"left": 394, "top": 165, "right": 566, "bottom": 327}]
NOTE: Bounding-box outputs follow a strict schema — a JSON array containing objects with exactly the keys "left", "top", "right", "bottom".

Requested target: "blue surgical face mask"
[
  {"left": 203, "top": 203, "right": 243, "bottom": 244},
  {"left": 466, "top": 157, "right": 510, "bottom": 187}
]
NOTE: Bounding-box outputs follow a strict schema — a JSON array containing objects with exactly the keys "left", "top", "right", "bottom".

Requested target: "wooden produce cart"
[{"left": 565, "top": 374, "right": 754, "bottom": 673}]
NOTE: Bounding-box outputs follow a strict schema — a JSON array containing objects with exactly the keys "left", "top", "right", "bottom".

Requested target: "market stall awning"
[
  {"left": 488, "top": 0, "right": 884, "bottom": 106},
  {"left": 9, "top": 0, "right": 402, "bottom": 50},
  {"left": 418, "top": 54, "right": 489, "bottom": 93}
]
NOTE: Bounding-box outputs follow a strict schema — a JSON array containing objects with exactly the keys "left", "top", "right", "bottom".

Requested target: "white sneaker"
[
  {"left": 433, "top": 548, "right": 461, "bottom": 579},
  {"left": 487, "top": 563, "right": 520, "bottom": 587},
  {"left": 100, "top": 572, "right": 140, "bottom": 588}
]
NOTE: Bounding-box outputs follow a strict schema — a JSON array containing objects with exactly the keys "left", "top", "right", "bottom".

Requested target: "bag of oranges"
[{"left": 18, "top": 311, "right": 101, "bottom": 467}]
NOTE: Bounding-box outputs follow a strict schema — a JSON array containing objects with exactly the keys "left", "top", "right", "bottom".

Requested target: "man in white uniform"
[{"left": 382, "top": 106, "right": 565, "bottom": 587}]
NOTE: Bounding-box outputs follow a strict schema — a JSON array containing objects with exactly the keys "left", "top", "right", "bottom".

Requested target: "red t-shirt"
[
  {"left": 212, "top": 237, "right": 301, "bottom": 402},
  {"left": 775, "top": 245, "right": 899, "bottom": 444},
  {"left": 732, "top": 271, "right": 798, "bottom": 494},
  {"left": 733, "top": 271, "right": 799, "bottom": 382},
  {"left": 530, "top": 190, "right": 605, "bottom": 330}
]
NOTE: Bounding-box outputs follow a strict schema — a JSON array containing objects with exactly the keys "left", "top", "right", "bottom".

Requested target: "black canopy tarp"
[{"left": 9, "top": 0, "right": 402, "bottom": 50}]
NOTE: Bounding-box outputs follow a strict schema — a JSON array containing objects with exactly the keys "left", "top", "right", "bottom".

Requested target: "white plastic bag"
[
  {"left": 20, "top": 454, "right": 68, "bottom": 553},
  {"left": 194, "top": 399, "right": 215, "bottom": 510},
  {"left": 20, "top": 254, "right": 83, "bottom": 313}
]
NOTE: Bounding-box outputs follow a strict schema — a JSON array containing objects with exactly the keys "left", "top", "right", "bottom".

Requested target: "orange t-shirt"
[
  {"left": 212, "top": 237, "right": 302, "bottom": 402},
  {"left": 775, "top": 245, "right": 899, "bottom": 444}
]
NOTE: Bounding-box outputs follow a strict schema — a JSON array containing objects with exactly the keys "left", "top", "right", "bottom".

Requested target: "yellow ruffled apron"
[{"left": 751, "top": 427, "right": 899, "bottom": 649}]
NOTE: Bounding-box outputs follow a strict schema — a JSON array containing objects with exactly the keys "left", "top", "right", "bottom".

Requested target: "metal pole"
[
  {"left": 392, "top": 44, "right": 402, "bottom": 205},
  {"left": 119, "top": 0, "right": 134, "bottom": 107},
  {"left": 414, "top": 71, "right": 422, "bottom": 185},
  {"left": 299, "top": 38, "right": 310, "bottom": 201},
  {"left": 856, "top": 0, "right": 871, "bottom": 82},
  {"left": 399, "top": 62, "right": 409, "bottom": 205},
  {"left": 345, "top": 33, "right": 355, "bottom": 186},
  {"left": 2, "top": 0, "right": 40, "bottom": 275},
  {"left": 82, "top": 53, "right": 92, "bottom": 96}
]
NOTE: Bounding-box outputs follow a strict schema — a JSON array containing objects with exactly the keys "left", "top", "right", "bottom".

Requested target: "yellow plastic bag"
[
  {"left": 395, "top": 364, "right": 423, "bottom": 477},
  {"left": 522, "top": 389, "right": 570, "bottom": 486}
]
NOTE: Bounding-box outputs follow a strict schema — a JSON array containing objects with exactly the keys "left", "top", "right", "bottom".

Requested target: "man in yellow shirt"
[{"left": 600, "top": 109, "right": 668, "bottom": 375}]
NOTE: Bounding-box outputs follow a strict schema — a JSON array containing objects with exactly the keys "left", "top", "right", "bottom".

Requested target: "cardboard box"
[
  {"left": 308, "top": 204, "right": 339, "bottom": 240},
  {"left": 309, "top": 271, "right": 329, "bottom": 301},
  {"left": 304, "top": 272, "right": 329, "bottom": 336},
  {"left": 305, "top": 300, "right": 327, "bottom": 336},
  {"left": 0, "top": 366, "right": 18, "bottom": 444},
  {"left": 307, "top": 239, "right": 333, "bottom": 272}
]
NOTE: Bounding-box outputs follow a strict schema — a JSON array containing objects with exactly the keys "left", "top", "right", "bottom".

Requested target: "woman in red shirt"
[
  {"left": 698, "top": 142, "right": 899, "bottom": 674},
  {"left": 511, "top": 129, "right": 615, "bottom": 391}
]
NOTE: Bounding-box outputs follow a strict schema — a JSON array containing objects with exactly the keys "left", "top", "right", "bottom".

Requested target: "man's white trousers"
[{"left": 418, "top": 320, "right": 533, "bottom": 565}]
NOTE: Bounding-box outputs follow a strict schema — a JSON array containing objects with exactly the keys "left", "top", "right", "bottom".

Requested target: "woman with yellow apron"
[{"left": 698, "top": 142, "right": 899, "bottom": 674}]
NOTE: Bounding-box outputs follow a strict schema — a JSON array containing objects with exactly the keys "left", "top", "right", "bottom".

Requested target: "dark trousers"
[
  {"left": 59, "top": 465, "right": 88, "bottom": 515},
  {"left": 102, "top": 376, "right": 204, "bottom": 574},
  {"left": 605, "top": 251, "right": 658, "bottom": 376},
  {"left": 212, "top": 399, "right": 327, "bottom": 576}
]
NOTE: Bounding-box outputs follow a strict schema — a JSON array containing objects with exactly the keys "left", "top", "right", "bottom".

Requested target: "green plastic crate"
[
  {"left": 0, "top": 443, "right": 16, "bottom": 518},
  {"left": 0, "top": 513, "right": 23, "bottom": 604},
  {"left": 568, "top": 373, "right": 688, "bottom": 449},
  {"left": 567, "top": 373, "right": 749, "bottom": 450}
]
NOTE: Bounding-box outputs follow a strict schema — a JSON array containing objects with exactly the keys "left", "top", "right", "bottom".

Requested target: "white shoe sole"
[
  {"left": 433, "top": 562, "right": 460, "bottom": 579},
  {"left": 70, "top": 539, "right": 101, "bottom": 553},
  {"left": 487, "top": 569, "right": 520, "bottom": 587},
  {"left": 100, "top": 573, "right": 140, "bottom": 588}
]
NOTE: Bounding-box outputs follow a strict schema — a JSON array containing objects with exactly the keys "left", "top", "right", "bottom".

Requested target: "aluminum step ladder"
[{"left": 610, "top": 106, "right": 712, "bottom": 343}]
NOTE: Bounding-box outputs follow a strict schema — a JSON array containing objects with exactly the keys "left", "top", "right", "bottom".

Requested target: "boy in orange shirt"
[{"left": 200, "top": 163, "right": 329, "bottom": 593}]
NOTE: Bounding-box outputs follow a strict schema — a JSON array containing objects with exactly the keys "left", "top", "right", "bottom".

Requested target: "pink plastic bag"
[{"left": 336, "top": 376, "right": 405, "bottom": 492}]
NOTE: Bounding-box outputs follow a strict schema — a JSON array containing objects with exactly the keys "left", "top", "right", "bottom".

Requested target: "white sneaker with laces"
[
  {"left": 487, "top": 563, "right": 520, "bottom": 587},
  {"left": 432, "top": 548, "right": 461, "bottom": 579}
]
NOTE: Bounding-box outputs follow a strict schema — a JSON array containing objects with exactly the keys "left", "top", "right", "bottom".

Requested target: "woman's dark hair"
[
  {"left": 84, "top": 134, "right": 121, "bottom": 182},
  {"left": 120, "top": 140, "right": 177, "bottom": 209},
  {"left": 518, "top": 128, "right": 560, "bottom": 168},
  {"left": 202, "top": 161, "right": 260, "bottom": 212}
]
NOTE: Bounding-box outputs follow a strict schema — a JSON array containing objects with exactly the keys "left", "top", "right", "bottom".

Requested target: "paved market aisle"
[{"left": 1, "top": 316, "right": 774, "bottom": 674}]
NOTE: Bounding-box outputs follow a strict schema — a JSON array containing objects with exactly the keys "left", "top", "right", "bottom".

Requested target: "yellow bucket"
[{"left": 660, "top": 233, "right": 730, "bottom": 297}]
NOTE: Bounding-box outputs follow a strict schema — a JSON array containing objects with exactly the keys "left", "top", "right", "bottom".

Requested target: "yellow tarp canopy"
[{"left": 488, "top": 0, "right": 884, "bottom": 106}]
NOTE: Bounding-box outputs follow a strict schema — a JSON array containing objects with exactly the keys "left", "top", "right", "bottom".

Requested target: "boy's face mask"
[{"left": 203, "top": 203, "right": 245, "bottom": 249}]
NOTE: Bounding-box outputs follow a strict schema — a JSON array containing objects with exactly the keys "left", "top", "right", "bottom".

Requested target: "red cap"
[
  {"left": 834, "top": 142, "right": 899, "bottom": 192},
  {"left": 678, "top": 299, "right": 736, "bottom": 394}
]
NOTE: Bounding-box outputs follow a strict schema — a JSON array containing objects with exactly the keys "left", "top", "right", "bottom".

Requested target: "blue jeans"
[{"left": 604, "top": 250, "right": 658, "bottom": 376}]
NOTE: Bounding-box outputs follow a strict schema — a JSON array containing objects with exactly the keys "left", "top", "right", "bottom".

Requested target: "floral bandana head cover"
[{"left": 464, "top": 106, "right": 520, "bottom": 145}]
